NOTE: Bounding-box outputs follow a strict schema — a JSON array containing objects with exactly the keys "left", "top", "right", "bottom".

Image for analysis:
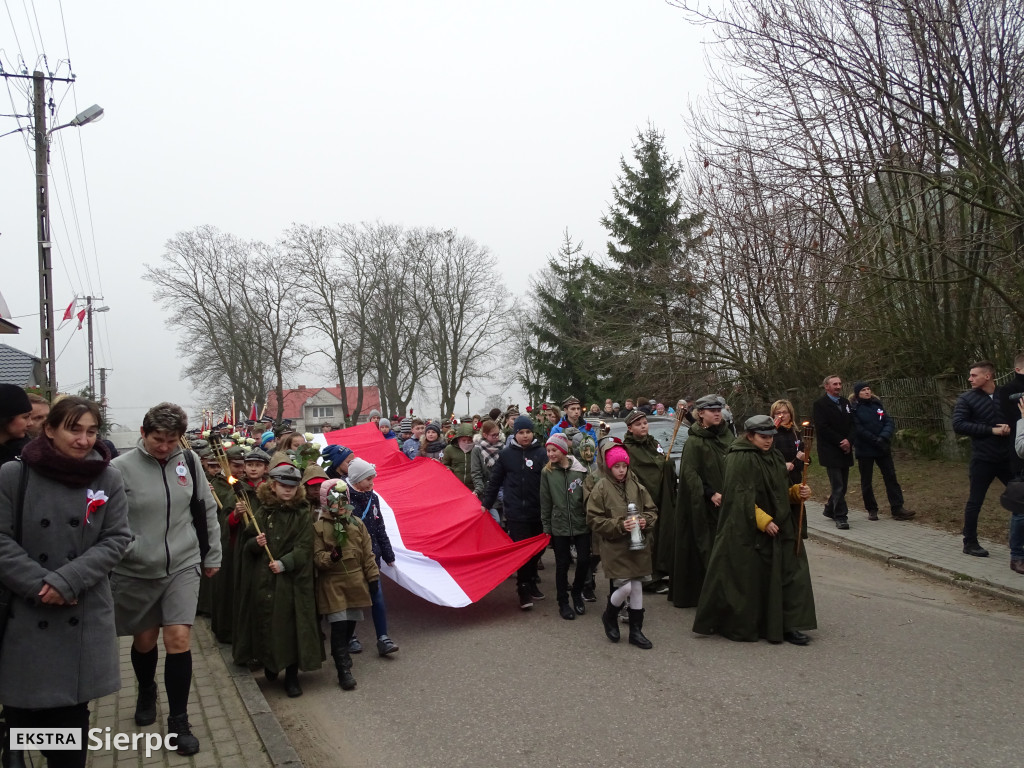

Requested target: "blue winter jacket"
[
  {"left": 346, "top": 484, "right": 396, "bottom": 566},
  {"left": 850, "top": 396, "right": 896, "bottom": 459}
]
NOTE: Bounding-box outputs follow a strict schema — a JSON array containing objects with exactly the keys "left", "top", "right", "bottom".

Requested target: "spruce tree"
[
  {"left": 598, "top": 125, "right": 706, "bottom": 391},
  {"left": 526, "top": 230, "right": 605, "bottom": 405}
]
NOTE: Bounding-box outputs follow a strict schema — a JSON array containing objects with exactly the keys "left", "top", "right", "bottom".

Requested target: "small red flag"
[
  {"left": 249, "top": 400, "right": 258, "bottom": 420},
  {"left": 63, "top": 298, "right": 77, "bottom": 321},
  {"left": 76, "top": 308, "right": 86, "bottom": 330}
]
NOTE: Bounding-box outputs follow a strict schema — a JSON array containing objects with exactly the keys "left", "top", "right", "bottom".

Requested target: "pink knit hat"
[
  {"left": 545, "top": 433, "right": 570, "bottom": 455},
  {"left": 320, "top": 478, "right": 342, "bottom": 509},
  {"left": 605, "top": 446, "right": 630, "bottom": 468}
]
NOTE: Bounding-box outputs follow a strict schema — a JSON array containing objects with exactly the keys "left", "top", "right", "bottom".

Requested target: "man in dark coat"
[
  {"left": 849, "top": 382, "right": 914, "bottom": 521},
  {"left": 812, "top": 374, "right": 854, "bottom": 529},
  {"left": 953, "top": 360, "right": 1013, "bottom": 557},
  {"left": 482, "top": 415, "right": 548, "bottom": 609},
  {"left": 693, "top": 416, "right": 816, "bottom": 645},
  {"left": 997, "top": 352, "right": 1024, "bottom": 476}
]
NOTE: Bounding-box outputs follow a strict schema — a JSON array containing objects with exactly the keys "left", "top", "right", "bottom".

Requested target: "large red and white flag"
[
  {"left": 315, "top": 423, "right": 549, "bottom": 607},
  {"left": 62, "top": 297, "right": 77, "bottom": 321}
]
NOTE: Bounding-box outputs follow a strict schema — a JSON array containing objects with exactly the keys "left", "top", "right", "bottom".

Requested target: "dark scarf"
[
  {"left": 21, "top": 435, "right": 112, "bottom": 488},
  {"left": 421, "top": 438, "right": 446, "bottom": 456}
]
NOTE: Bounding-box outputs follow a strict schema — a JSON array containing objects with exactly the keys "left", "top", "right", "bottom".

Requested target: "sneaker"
[
  {"left": 581, "top": 586, "right": 597, "bottom": 602},
  {"left": 963, "top": 542, "right": 989, "bottom": 557},
  {"left": 134, "top": 682, "right": 158, "bottom": 726},
  {"left": 527, "top": 583, "right": 545, "bottom": 600},
  {"left": 867, "top": 510, "right": 879, "bottom": 521},
  {"left": 167, "top": 714, "right": 200, "bottom": 756},
  {"left": 348, "top": 635, "right": 363, "bottom": 654},
  {"left": 376, "top": 635, "right": 399, "bottom": 656},
  {"left": 891, "top": 508, "right": 916, "bottom": 520},
  {"left": 835, "top": 519, "right": 850, "bottom": 530},
  {"left": 518, "top": 587, "right": 534, "bottom": 610},
  {"left": 1011, "top": 560, "right": 1024, "bottom": 574}
]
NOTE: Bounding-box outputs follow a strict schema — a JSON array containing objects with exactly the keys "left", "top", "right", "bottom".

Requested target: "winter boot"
[
  {"left": 134, "top": 681, "right": 158, "bottom": 726},
  {"left": 601, "top": 597, "right": 621, "bottom": 643},
  {"left": 335, "top": 652, "right": 357, "bottom": 690},
  {"left": 284, "top": 664, "right": 302, "bottom": 698},
  {"left": 167, "top": 713, "right": 200, "bottom": 756},
  {"left": 627, "top": 608, "right": 653, "bottom": 649}
]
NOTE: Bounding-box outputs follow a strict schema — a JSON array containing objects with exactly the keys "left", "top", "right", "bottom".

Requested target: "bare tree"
[
  {"left": 414, "top": 228, "right": 509, "bottom": 418},
  {"left": 144, "top": 226, "right": 274, "bottom": 408}
]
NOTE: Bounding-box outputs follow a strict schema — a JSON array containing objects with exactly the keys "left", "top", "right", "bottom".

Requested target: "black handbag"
[
  {"left": 182, "top": 450, "right": 211, "bottom": 562},
  {"left": 0, "top": 460, "right": 30, "bottom": 649}
]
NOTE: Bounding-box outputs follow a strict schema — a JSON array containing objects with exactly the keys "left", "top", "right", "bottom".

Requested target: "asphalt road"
[{"left": 265, "top": 542, "right": 1024, "bottom": 768}]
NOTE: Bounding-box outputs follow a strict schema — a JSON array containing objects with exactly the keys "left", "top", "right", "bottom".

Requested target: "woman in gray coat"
[{"left": 0, "top": 397, "right": 131, "bottom": 768}]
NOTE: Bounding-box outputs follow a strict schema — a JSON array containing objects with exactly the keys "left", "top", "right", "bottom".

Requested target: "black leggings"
[{"left": 5, "top": 703, "right": 90, "bottom": 768}]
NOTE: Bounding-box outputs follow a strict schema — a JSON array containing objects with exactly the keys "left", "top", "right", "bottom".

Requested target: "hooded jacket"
[
  {"left": 539, "top": 455, "right": 589, "bottom": 537},
  {"left": 850, "top": 395, "right": 896, "bottom": 459}
]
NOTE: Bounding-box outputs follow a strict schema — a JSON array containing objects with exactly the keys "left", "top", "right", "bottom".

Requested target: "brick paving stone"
[
  {"left": 81, "top": 621, "right": 277, "bottom": 767},
  {"left": 806, "top": 499, "right": 1024, "bottom": 600}
]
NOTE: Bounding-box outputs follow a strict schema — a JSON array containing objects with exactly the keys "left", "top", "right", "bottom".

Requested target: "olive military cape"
[
  {"left": 207, "top": 473, "right": 237, "bottom": 643},
  {"left": 233, "top": 484, "right": 323, "bottom": 673},
  {"left": 623, "top": 432, "right": 677, "bottom": 575},
  {"left": 669, "top": 421, "right": 732, "bottom": 608},
  {"left": 692, "top": 438, "right": 817, "bottom": 643}
]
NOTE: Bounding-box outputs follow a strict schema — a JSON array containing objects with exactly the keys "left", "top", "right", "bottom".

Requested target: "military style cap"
[
  {"left": 198, "top": 448, "right": 215, "bottom": 460},
  {"left": 744, "top": 415, "right": 778, "bottom": 435},
  {"left": 244, "top": 448, "right": 271, "bottom": 464},
  {"left": 561, "top": 395, "right": 581, "bottom": 408},
  {"left": 226, "top": 444, "right": 247, "bottom": 459},
  {"left": 624, "top": 410, "right": 647, "bottom": 426},
  {"left": 694, "top": 394, "right": 724, "bottom": 411},
  {"left": 268, "top": 463, "right": 302, "bottom": 486}
]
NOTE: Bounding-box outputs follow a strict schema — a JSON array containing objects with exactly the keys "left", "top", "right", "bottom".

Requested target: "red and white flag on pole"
[
  {"left": 249, "top": 400, "right": 258, "bottom": 421},
  {"left": 62, "top": 297, "right": 77, "bottom": 321},
  {"left": 315, "top": 423, "right": 549, "bottom": 607},
  {"left": 76, "top": 308, "right": 86, "bottom": 330}
]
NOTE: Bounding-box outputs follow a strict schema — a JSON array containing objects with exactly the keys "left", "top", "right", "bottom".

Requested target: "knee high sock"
[
  {"left": 164, "top": 651, "right": 192, "bottom": 718},
  {"left": 627, "top": 579, "right": 644, "bottom": 609},
  {"left": 610, "top": 581, "right": 632, "bottom": 608},
  {"left": 131, "top": 645, "right": 159, "bottom": 688}
]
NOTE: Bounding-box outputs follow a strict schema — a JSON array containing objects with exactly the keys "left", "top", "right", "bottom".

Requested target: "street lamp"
[
  {"left": 34, "top": 66, "right": 104, "bottom": 400},
  {"left": 465, "top": 391, "right": 471, "bottom": 415}
]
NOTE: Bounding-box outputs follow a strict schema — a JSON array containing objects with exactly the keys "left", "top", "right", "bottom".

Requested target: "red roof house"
[{"left": 266, "top": 384, "right": 381, "bottom": 431}]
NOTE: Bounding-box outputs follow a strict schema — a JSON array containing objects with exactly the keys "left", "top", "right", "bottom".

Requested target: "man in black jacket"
[
  {"left": 482, "top": 415, "right": 548, "bottom": 609},
  {"left": 850, "top": 382, "right": 914, "bottom": 521},
  {"left": 812, "top": 374, "right": 855, "bottom": 529},
  {"left": 997, "top": 352, "right": 1024, "bottom": 476},
  {"left": 953, "top": 360, "right": 1013, "bottom": 557}
]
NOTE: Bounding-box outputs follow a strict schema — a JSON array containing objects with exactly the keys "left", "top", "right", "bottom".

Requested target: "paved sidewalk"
[
  {"left": 806, "top": 500, "right": 1024, "bottom": 606},
  {"left": 19, "top": 619, "right": 298, "bottom": 767}
]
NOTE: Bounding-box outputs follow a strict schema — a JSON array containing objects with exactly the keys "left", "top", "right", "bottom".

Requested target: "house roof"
[
  {"left": 267, "top": 385, "right": 382, "bottom": 420},
  {"left": 0, "top": 344, "right": 41, "bottom": 387}
]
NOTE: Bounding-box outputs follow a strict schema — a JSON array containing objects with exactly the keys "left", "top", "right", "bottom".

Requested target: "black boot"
[
  {"left": 335, "top": 652, "right": 356, "bottom": 690},
  {"left": 167, "top": 713, "right": 200, "bottom": 755},
  {"left": 284, "top": 663, "right": 302, "bottom": 698},
  {"left": 134, "top": 681, "right": 158, "bottom": 726},
  {"left": 601, "top": 597, "right": 620, "bottom": 642},
  {"left": 627, "top": 608, "right": 653, "bottom": 649}
]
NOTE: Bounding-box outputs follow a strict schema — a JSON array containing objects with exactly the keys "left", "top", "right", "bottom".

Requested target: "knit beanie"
[
  {"left": 320, "top": 478, "right": 342, "bottom": 509},
  {"left": 606, "top": 445, "right": 630, "bottom": 468},
  {"left": 379, "top": 418, "right": 392, "bottom": 430},
  {"left": 545, "top": 433, "right": 570, "bottom": 455},
  {"left": 399, "top": 417, "right": 413, "bottom": 433},
  {"left": 513, "top": 414, "right": 534, "bottom": 433},
  {"left": 852, "top": 381, "right": 870, "bottom": 397},
  {"left": 425, "top": 420, "right": 442, "bottom": 438},
  {"left": 0, "top": 384, "right": 32, "bottom": 419},
  {"left": 321, "top": 444, "right": 354, "bottom": 470},
  {"left": 260, "top": 430, "right": 275, "bottom": 449},
  {"left": 347, "top": 457, "right": 377, "bottom": 485},
  {"left": 368, "top": 409, "right": 382, "bottom": 420}
]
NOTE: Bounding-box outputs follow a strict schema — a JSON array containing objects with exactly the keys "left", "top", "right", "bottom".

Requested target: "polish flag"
[
  {"left": 249, "top": 400, "right": 258, "bottom": 421},
  {"left": 315, "top": 423, "right": 549, "bottom": 607},
  {"left": 62, "top": 298, "right": 77, "bottom": 321},
  {"left": 76, "top": 308, "right": 86, "bottom": 330}
]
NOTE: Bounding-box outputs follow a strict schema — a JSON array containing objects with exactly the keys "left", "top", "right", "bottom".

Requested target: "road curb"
[
  {"left": 216, "top": 642, "right": 303, "bottom": 767},
  {"left": 808, "top": 530, "right": 1024, "bottom": 610}
]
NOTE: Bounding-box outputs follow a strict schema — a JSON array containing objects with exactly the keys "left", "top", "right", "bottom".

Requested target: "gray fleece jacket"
[{"left": 112, "top": 439, "right": 221, "bottom": 578}]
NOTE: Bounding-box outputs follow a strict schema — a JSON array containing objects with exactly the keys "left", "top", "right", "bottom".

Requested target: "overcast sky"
[{"left": 1, "top": 1, "right": 708, "bottom": 425}]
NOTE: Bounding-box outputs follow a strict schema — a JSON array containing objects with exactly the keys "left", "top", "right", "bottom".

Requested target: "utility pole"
[
  {"left": 98, "top": 367, "right": 110, "bottom": 431},
  {"left": 34, "top": 70, "right": 56, "bottom": 401},
  {"left": 85, "top": 296, "right": 108, "bottom": 399}
]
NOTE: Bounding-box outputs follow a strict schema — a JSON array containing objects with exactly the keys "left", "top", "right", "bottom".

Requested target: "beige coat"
[
  {"left": 312, "top": 509, "right": 379, "bottom": 614},
  {"left": 586, "top": 472, "right": 658, "bottom": 580}
]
